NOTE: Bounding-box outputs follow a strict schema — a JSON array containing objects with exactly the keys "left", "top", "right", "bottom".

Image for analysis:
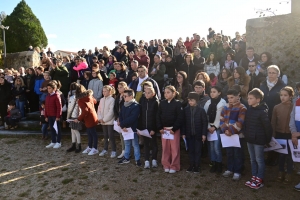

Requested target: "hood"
[{"left": 77, "top": 89, "right": 93, "bottom": 100}]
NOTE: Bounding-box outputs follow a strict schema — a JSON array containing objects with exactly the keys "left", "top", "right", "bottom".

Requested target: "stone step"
[
  {"left": 26, "top": 111, "right": 40, "bottom": 120},
  {"left": 18, "top": 120, "right": 41, "bottom": 129}
]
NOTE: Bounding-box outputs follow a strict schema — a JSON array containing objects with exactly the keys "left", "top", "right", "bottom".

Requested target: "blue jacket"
[
  {"left": 119, "top": 101, "right": 140, "bottom": 132},
  {"left": 34, "top": 74, "right": 44, "bottom": 95}
]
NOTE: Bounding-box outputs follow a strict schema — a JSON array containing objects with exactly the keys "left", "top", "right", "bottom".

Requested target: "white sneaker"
[
  {"left": 99, "top": 150, "right": 108, "bottom": 156},
  {"left": 164, "top": 169, "right": 170, "bottom": 173},
  {"left": 82, "top": 147, "right": 92, "bottom": 154},
  {"left": 110, "top": 151, "right": 116, "bottom": 158},
  {"left": 223, "top": 170, "right": 233, "bottom": 178},
  {"left": 169, "top": 169, "right": 176, "bottom": 174},
  {"left": 117, "top": 150, "right": 125, "bottom": 159},
  {"left": 88, "top": 148, "right": 99, "bottom": 155},
  {"left": 53, "top": 143, "right": 61, "bottom": 149},
  {"left": 46, "top": 143, "right": 55, "bottom": 148},
  {"left": 144, "top": 160, "right": 150, "bottom": 169},
  {"left": 232, "top": 173, "right": 241, "bottom": 181},
  {"left": 152, "top": 159, "right": 158, "bottom": 168}
]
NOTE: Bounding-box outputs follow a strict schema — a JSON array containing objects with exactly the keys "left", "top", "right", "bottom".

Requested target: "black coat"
[
  {"left": 182, "top": 105, "right": 208, "bottom": 139},
  {"left": 139, "top": 96, "right": 159, "bottom": 132},
  {"left": 175, "top": 54, "right": 186, "bottom": 71},
  {"left": 239, "top": 54, "right": 259, "bottom": 71},
  {"left": 248, "top": 71, "right": 265, "bottom": 92},
  {"left": 12, "top": 86, "right": 27, "bottom": 102},
  {"left": 234, "top": 49, "right": 245, "bottom": 65},
  {"left": 164, "top": 46, "right": 173, "bottom": 57},
  {"left": 114, "top": 94, "right": 125, "bottom": 120},
  {"left": 244, "top": 103, "right": 272, "bottom": 145},
  {"left": 0, "top": 80, "right": 12, "bottom": 103},
  {"left": 178, "top": 62, "right": 196, "bottom": 85},
  {"left": 157, "top": 98, "right": 183, "bottom": 132},
  {"left": 163, "top": 60, "right": 176, "bottom": 79},
  {"left": 193, "top": 56, "right": 205, "bottom": 73}
]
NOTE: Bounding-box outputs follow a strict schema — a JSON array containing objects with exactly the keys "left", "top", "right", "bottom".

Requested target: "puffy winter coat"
[
  {"left": 67, "top": 94, "right": 81, "bottom": 119},
  {"left": 88, "top": 78, "right": 103, "bottom": 102},
  {"left": 139, "top": 96, "right": 159, "bottom": 132},
  {"left": 119, "top": 101, "right": 140, "bottom": 132},
  {"left": 97, "top": 96, "right": 115, "bottom": 125},
  {"left": 77, "top": 90, "right": 98, "bottom": 128}
]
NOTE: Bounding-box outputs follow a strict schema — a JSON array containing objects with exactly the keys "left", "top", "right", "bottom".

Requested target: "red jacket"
[
  {"left": 132, "top": 55, "right": 150, "bottom": 68},
  {"left": 77, "top": 89, "right": 98, "bottom": 128},
  {"left": 45, "top": 92, "right": 62, "bottom": 118},
  {"left": 184, "top": 41, "right": 192, "bottom": 53}
]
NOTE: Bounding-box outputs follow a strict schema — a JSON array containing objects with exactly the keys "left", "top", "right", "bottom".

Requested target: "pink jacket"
[{"left": 73, "top": 62, "right": 88, "bottom": 77}]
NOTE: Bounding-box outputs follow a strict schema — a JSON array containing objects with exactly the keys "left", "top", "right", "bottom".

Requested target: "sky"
[{"left": 0, "top": 0, "right": 291, "bottom": 52}]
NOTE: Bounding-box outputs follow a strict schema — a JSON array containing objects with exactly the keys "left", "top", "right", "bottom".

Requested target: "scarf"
[
  {"left": 207, "top": 96, "right": 221, "bottom": 123},
  {"left": 234, "top": 78, "right": 240, "bottom": 85},
  {"left": 266, "top": 77, "right": 278, "bottom": 91},
  {"left": 124, "top": 99, "right": 136, "bottom": 107}
]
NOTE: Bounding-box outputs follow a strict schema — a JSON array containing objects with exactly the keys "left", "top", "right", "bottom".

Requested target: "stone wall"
[
  {"left": 1, "top": 50, "right": 40, "bottom": 69},
  {"left": 246, "top": 14, "right": 300, "bottom": 85}
]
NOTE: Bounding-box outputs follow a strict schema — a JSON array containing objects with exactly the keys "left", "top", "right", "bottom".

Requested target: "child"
[
  {"left": 98, "top": 85, "right": 117, "bottom": 158},
  {"left": 45, "top": 81, "right": 62, "bottom": 149},
  {"left": 182, "top": 92, "right": 208, "bottom": 173},
  {"left": 204, "top": 86, "right": 226, "bottom": 174},
  {"left": 66, "top": 83, "right": 82, "bottom": 153},
  {"left": 193, "top": 80, "right": 209, "bottom": 108},
  {"left": 244, "top": 88, "right": 272, "bottom": 189},
  {"left": 4, "top": 100, "right": 22, "bottom": 130},
  {"left": 272, "top": 86, "right": 294, "bottom": 183},
  {"left": 117, "top": 89, "right": 141, "bottom": 166},
  {"left": 128, "top": 72, "right": 138, "bottom": 88},
  {"left": 220, "top": 89, "right": 247, "bottom": 180},
  {"left": 139, "top": 87, "right": 160, "bottom": 168},
  {"left": 81, "top": 71, "right": 91, "bottom": 90},
  {"left": 75, "top": 86, "right": 99, "bottom": 155},
  {"left": 88, "top": 71, "right": 103, "bottom": 110},
  {"left": 73, "top": 58, "right": 89, "bottom": 82},
  {"left": 109, "top": 72, "right": 118, "bottom": 89},
  {"left": 157, "top": 86, "right": 183, "bottom": 173},
  {"left": 40, "top": 101, "right": 48, "bottom": 139}
]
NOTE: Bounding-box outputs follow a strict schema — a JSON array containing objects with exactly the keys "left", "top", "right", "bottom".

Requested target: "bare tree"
[{"left": 254, "top": 1, "right": 290, "bottom": 17}]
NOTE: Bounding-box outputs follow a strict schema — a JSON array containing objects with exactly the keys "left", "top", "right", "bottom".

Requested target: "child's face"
[
  {"left": 47, "top": 86, "right": 55, "bottom": 94},
  {"left": 227, "top": 94, "right": 239, "bottom": 105},
  {"left": 194, "top": 86, "right": 204, "bottom": 94},
  {"left": 132, "top": 76, "right": 137, "bottom": 81},
  {"left": 84, "top": 74, "right": 89, "bottom": 79},
  {"left": 210, "top": 88, "right": 220, "bottom": 99},
  {"left": 123, "top": 93, "right": 133, "bottom": 102},
  {"left": 144, "top": 88, "right": 154, "bottom": 99},
  {"left": 118, "top": 85, "right": 125, "bottom": 94},
  {"left": 109, "top": 74, "right": 115, "bottom": 80},
  {"left": 248, "top": 94, "right": 260, "bottom": 106},
  {"left": 41, "top": 104, "right": 45, "bottom": 108},
  {"left": 92, "top": 72, "right": 97, "bottom": 78},
  {"left": 164, "top": 89, "right": 174, "bottom": 100},
  {"left": 188, "top": 99, "right": 197, "bottom": 107},
  {"left": 102, "top": 88, "right": 110, "bottom": 97},
  {"left": 8, "top": 105, "right": 15, "bottom": 110},
  {"left": 280, "top": 90, "right": 291, "bottom": 103}
]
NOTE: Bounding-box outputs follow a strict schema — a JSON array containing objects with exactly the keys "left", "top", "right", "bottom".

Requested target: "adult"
[
  {"left": 194, "top": 72, "right": 211, "bottom": 96},
  {"left": 25, "top": 68, "right": 39, "bottom": 112},
  {"left": 234, "top": 43, "right": 246, "bottom": 65},
  {"left": 12, "top": 77, "right": 27, "bottom": 118},
  {"left": 227, "top": 67, "right": 250, "bottom": 101},
  {"left": 120, "top": 46, "right": 129, "bottom": 67},
  {"left": 155, "top": 44, "right": 165, "bottom": 57},
  {"left": 239, "top": 47, "right": 259, "bottom": 71},
  {"left": 173, "top": 40, "right": 184, "bottom": 57},
  {"left": 223, "top": 53, "right": 238, "bottom": 73},
  {"left": 114, "top": 62, "right": 128, "bottom": 82},
  {"left": 221, "top": 42, "right": 235, "bottom": 67},
  {"left": 175, "top": 71, "right": 193, "bottom": 107},
  {"left": 200, "top": 40, "right": 211, "bottom": 60},
  {"left": 175, "top": 45, "right": 187, "bottom": 71},
  {"left": 86, "top": 49, "right": 95, "bottom": 68},
  {"left": 162, "top": 39, "right": 173, "bottom": 57},
  {"left": 150, "top": 55, "right": 166, "bottom": 92},
  {"left": 246, "top": 60, "right": 265, "bottom": 92},
  {"left": 62, "top": 56, "right": 71, "bottom": 72},
  {"left": 132, "top": 48, "right": 150, "bottom": 68},
  {"left": 94, "top": 47, "right": 100, "bottom": 56},
  {"left": 0, "top": 77, "right": 12, "bottom": 126},
  {"left": 204, "top": 53, "right": 220, "bottom": 77},
  {"left": 46, "top": 47, "right": 54, "bottom": 57},
  {"left": 127, "top": 60, "right": 138, "bottom": 84},
  {"left": 193, "top": 48, "right": 205, "bottom": 73},
  {"left": 258, "top": 52, "right": 273, "bottom": 76},
  {"left": 211, "top": 34, "right": 223, "bottom": 63},
  {"left": 34, "top": 67, "right": 45, "bottom": 104},
  {"left": 178, "top": 53, "right": 195, "bottom": 85},
  {"left": 18, "top": 67, "right": 26, "bottom": 83},
  {"left": 124, "top": 36, "right": 135, "bottom": 53},
  {"left": 191, "top": 34, "right": 201, "bottom": 50},
  {"left": 184, "top": 37, "right": 192, "bottom": 53},
  {"left": 92, "top": 63, "right": 109, "bottom": 86},
  {"left": 147, "top": 40, "right": 157, "bottom": 67},
  {"left": 41, "top": 53, "right": 52, "bottom": 71},
  {"left": 216, "top": 68, "right": 231, "bottom": 99},
  {"left": 50, "top": 59, "right": 69, "bottom": 97}
]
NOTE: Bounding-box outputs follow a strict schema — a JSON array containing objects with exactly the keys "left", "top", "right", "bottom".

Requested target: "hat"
[{"left": 187, "top": 92, "right": 199, "bottom": 101}]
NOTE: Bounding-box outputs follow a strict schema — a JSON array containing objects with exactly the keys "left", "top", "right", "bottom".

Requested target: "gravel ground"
[{"left": 0, "top": 134, "right": 299, "bottom": 200}]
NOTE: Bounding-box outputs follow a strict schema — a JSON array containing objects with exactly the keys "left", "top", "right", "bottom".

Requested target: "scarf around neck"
[
  {"left": 124, "top": 99, "right": 136, "bottom": 107},
  {"left": 266, "top": 77, "right": 278, "bottom": 90},
  {"left": 207, "top": 96, "right": 221, "bottom": 123}
]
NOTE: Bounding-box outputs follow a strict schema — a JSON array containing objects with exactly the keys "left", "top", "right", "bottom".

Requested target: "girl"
[
  {"left": 204, "top": 53, "right": 220, "bottom": 77},
  {"left": 175, "top": 71, "right": 192, "bottom": 107},
  {"left": 157, "top": 86, "right": 183, "bottom": 174},
  {"left": 88, "top": 71, "right": 103, "bottom": 110},
  {"left": 227, "top": 67, "right": 250, "bottom": 101},
  {"left": 195, "top": 72, "right": 211, "bottom": 96},
  {"left": 114, "top": 81, "right": 127, "bottom": 158},
  {"left": 115, "top": 62, "right": 127, "bottom": 82},
  {"left": 66, "top": 83, "right": 82, "bottom": 153},
  {"left": 223, "top": 53, "right": 237, "bottom": 73},
  {"left": 139, "top": 87, "right": 160, "bottom": 168},
  {"left": 75, "top": 85, "right": 99, "bottom": 155},
  {"left": 81, "top": 71, "right": 91, "bottom": 90},
  {"left": 109, "top": 72, "right": 118, "bottom": 89},
  {"left": 12, "top": 77, "right": 27, "bottom": 118},
  {"left": 98, "top": 85, "right": 116, "bottom": 158},
  {"left": 204, "top": 86, "right": 227, "bottom": 173},
  {"left": 272, "top": 86, "right": 294, "bottom": 184}
]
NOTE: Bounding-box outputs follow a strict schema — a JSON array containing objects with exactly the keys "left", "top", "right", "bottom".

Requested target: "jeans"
[
  {"left": 226, "top": 145, "right": 243, "bottom": 174},
  {"left": 124, "top": 133, "right": 140, "bottom": 161},
  {"left": 144, "top": 133, "right": 158, "bottom": 161},
  {"left": 209, "top": 129, "right": 222, "bottom": 162},
  {"left": 187, "top": 136, "right": 203, "bottom": 165},
  {"left": 15, "top": 99, "right": 25, "bottom": 118},
  {"left": 5, "top": 117, "right": 19, "bottom": 127},
  {"left": 103, "top": 125, "right": 116, "bottom": 151},
  {"left": 41, "top": 123, "right": 48, "bottom": 137},
  {"left": 247, "top": 143, "right": 265, "bottom": 179},
  {"left": 48, "top": 116, "right": 61, "bottom": 143},
  {"left": 87, "top": 126, "right": 98, "bottom": 149}
]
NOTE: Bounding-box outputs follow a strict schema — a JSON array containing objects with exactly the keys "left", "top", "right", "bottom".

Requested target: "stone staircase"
[{"left": 18, "top": 111, "right": 41, "bottom": 130}]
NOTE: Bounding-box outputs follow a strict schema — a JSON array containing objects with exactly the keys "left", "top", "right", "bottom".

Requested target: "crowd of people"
[{"left": 1, "top": 29, "right": 300, "bottom": 191}]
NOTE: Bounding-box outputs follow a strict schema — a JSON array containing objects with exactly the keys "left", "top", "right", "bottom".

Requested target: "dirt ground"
[{"left": 0, "top": 134, "right": 299, "bottom": 200}]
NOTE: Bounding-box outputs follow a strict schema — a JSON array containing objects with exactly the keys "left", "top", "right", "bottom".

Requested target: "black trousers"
[
  {"left": 187, "top": 136, "right": 203, "bottom": 165},
  {"left": 144, "top": 133, "right": 158, "bottom": 161}
]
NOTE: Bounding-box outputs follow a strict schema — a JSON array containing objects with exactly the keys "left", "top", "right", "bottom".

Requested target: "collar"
[
  {"left": 139, "top": 75, "right": 148, "bottom": 82},
  {"left": 246, "top": 69, "right": 259, "bottom": 76},
  {"left": 50, "top": 92, "right": 56, "bottom": 96},
  {"left": 247, "top": 56, "right": 255, "bottom": 61}
]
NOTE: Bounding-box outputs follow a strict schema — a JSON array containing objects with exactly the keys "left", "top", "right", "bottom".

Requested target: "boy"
[
  {"left": 220, "top": 89, "right": 247, "bottom": 181},
  {"left": 40, "top": 101, "right": 48, "bottom": 139},
  {"left": 182, "top": 92, "right": 208, "bottom": 173},
  {"left": 5, "top": 100, "right": 21, "bottom": 130},
  {"left": 118, "top": 89, "right": 141, "bottom": 166},
  {"left": 193, "top": 80, "right": 209, "bottom": 108},
  {"left": 244, "top": 88, "right": 272, "bottom": 189}
]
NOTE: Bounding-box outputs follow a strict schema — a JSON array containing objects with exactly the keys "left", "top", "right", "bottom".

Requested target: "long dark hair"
[
  {"left": 234, "top": 67, "right": 247, "bottom": 84},
  {"left": 175, "top": 71, "right": 189, "bottom": 89},
  {"left": 206, "top": 53, "right": 218, "bottom": 66},
  {"left": 75, "top": 84, "right": 87, "bottom": 97}
]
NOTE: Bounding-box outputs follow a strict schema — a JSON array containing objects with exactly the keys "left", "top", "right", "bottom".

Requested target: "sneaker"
[
  {"left": 294, "top": 182, "right": 300, "bottom": 191},
  {"left": 53, "top": 143, "right": 61, "bottom": 149},
  {"left": 99, "top": 150, "right": 108, "bottom": 156},
  {"left": 277, "top": 172, "right": 284, "bottom": 182},
  {"left": 117, "top": 150, "right": 125, "bottom": 159},
  {"left": 136, "top": 160, "right": 142, "bottom": 167},
  {"left": 250, "top": 177, "right": 264, "bottom": 189},
  {"left": 164, "top": 168, "right": 170, "bottom": 173},
  {"left": 152, "top": 159, "right": 158, "bottom": 168},
  {"left": 169, "top": 169, "right": 176, "bottom": 174},
  {"left": 46, "top": 143, "right": 55, "bottom": 148},
  {"left": 82, "top": 147, "right": 92, "bottom": 154},
  {"left": 88, "top": 148, "right": 99, "bottom": 155},
  {"left": 245, "top": 176, "right": 256, "bottom": 187},
  {"left": 144, "top": 160, "right": 150, "bottom": 169},
  {"left": 186, "top": 165, "right": 194, "bottom": 173},
  {"left": 118, "top": 157, "right": 130, "bottom": 164},
  {"left": 194, "top": 166, "right": 200, "bottom": 174},
  {"left": 232, "top": 173, "right": 241, "bottom": 181},
  {"left": 222, "top": 170, "right": 233, "bottom": 178},
  {"left": 110, "top": 151, "right": 116, "bottom": 158}
]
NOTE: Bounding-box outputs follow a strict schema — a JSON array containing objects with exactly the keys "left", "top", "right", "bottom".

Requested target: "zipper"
[{"left": 146, "top": 100, "right": 148, "bottom": 129}]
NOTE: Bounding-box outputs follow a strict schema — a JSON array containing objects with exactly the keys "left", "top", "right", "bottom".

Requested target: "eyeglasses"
[{"left": 248, "top": 65, "right": 256, "bottom": 67}]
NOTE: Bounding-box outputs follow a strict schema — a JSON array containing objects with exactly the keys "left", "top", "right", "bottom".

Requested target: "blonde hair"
[
  {"left": 103, "top": 85, "right": 116, "bottom": 95},
  {"left": 14, "top": 77, "right": 25, "bottom": 87},
  {"left": 164, "top": 85, "right": 179, "bottom": 98},
  {"left": 144, "top": 86, "right": 155, "bottom": 94},
  {"left": 118, "top": 81, "right": 128, "bottom": 88}
]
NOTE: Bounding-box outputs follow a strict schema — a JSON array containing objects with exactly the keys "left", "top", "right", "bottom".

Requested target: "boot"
[
  {"left": 75, "top": 143, "right": 81, "bottom": 153},
  {"left": 216, "top": 162, "right": 223, "bottom": 174},
  {"left": 66, "top": 143, "right": 76, "bottom": 152},
  {"left": 210, "top": 161, "right": 216, "bottom": 173}
]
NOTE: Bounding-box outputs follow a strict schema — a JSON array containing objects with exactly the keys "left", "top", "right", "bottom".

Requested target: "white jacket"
[
  {"left": 97, "top": 96, "right": 115, "bottom": 125},
  {"left": 204, "top": 61, "right": 220, "bottom": 76},
  {"left": 67, "top": 95, "right": 81, "bottom": 119},
  {"left": 203, "top": 98, "right": 226, "bottom": 129}
]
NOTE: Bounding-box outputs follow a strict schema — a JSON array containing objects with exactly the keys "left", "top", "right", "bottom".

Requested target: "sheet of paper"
[
  {"left": 207, "top": 130, "right": 218, "bottom": 141},
  {"left": 295, "top": 107, "right": 300, "bottom": 121},
  {"left": 66, "top": 119, "right": 75, "bottom": 122},
  {"left": 53, "top": 121, "right": 58, "bottom": 134},
  {"left": 162, "top": 130, "right": 174, "bottom": 140},
  {"left": 288, "top": 139, "right": 300, "bottom": 162},
  {"left": 113, "top": 120, "right": 122, "bottom": 133},
  {"left": 220, "top": 134, "right": 241, "bottom": 148},
  {"left": 136, "top": 129, "right": 152, "bottom": 138},
  {"left": 264, "top": 137, "right": 283, "bottom": 152},
  {"left": 183, "top": 138, "right": 188, "bottom": 151},
  {"left": 274, "top": 139, "right": 288, "bottom": 154},
  {"left": 122, "top": 128, "right": 134, "bottom": 140}
]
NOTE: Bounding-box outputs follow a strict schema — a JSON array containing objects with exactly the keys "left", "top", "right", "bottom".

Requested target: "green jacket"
[
  {"left": 50, "top": 65, "right": 69, "bottom": 96},
  {"left": 211, "top": 41, "right": 223, "bottom": 62},
  {"left": 200, "top": 47, "right": 211, "bottom": 60}
]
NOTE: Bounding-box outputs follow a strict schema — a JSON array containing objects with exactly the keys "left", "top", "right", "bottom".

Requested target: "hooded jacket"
[{"left": 77, "top": 90, "right": 98, "bottom": 128}]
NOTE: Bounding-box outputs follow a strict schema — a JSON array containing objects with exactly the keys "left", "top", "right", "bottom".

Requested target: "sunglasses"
[{"left": 248, "top": 65, "right": 256, "bottom": 67}]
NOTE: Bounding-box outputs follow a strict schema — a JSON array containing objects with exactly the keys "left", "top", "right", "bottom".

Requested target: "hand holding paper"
[
  {"left": 162, "top": 130, "right": 174, "bottom": 140},
  {"left": 220, "top": 134, "right": 240, "bottom": 148}
]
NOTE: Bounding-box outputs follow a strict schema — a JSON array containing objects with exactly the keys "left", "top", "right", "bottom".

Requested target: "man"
[
  {"left": 112, "top": 41, "right": 121, "bottom": 55},
  {"left": 127, "top": 60, "right": 138, "bottom": 84},
  {"left": 50, "top": 59, "right": 69, "bottom": 97},
  {"left": 221, "top": 42, "right": 235, "bottom": 66},
  {"left": 81, "top": 49, "right": 87, "bottom": 59},
  {"left": 175, "top": 45, "right": 187, "bottom": 71},
  {"left": 28, "top": 46, "right": 33, "bottom": 51},
  {"left": 193, "top": 48, "right": 205, "bottom": 72},
  {"left": 239, "top": 47, "right": 259, "bottom": 71},
  {"left": 239, "top": 34, "right": 247, "bottom": 52},
  {"left": 86, "top": 49, "right": 95, "bottom": 68},
  {"left": 94, "top": 47, "right": 100, "bottom": 56},
  {"left": 246, "top": 60, "right": 265, "bottom": 92},
  {"left": 163, "top": 39, "right": 173, "bottom": 57},
  {"left": 231, "top": 32, "right": 241, "bottom": 48},
  {"left": 234, "top": 43, "right": 246, "bottom": 65},
  {"left": 46, "top": 47, "right": 54, "bottom": 57},
  {"left": 130, "top": 65, "right": 161, "bottom": 102},
  {"left": 211, "top": 34, "right": 223, "bottom": 63},
  {"left": 132, "top": 49, "right": 150, "bottom": 69},
  {"left": 124, "top": 36, "right": 135, "bottom": 53},
  {"left": 147, "top": 40, "right": 157, "bottom": 66},
  {"left": 192, "top": 34, "right": 201, "bottom": 50},
  {"left": 208, "top": 28, "right": 215, "bottom": 39}
]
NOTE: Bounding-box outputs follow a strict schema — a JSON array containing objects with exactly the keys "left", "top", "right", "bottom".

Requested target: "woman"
[
  {"left": 115, "top": 62, "right": 128, "bottom": 82},
  {"left": 204, "top": 53, "right": 220, "bottom": 77},
  {"left": 173, "top": 40, "right": 183, "bottom": 57},
  {"left": 216, "top": 68, "right": 231, "bottom": 99},
  {"left": 200, "top": 40, "right": 211, "bottom": 59},
  {"left": 194, "top": 72, "right": 211, "bottom": 95},
  {"left": 40, "top": 53, "right": 52, "bottom": 71},
  {"left": 40, "top": 71, "right": 52, "bottom": 103},
  {"left": 25, "top": 68, "right": 39, "bottom": 112},
  {"left": 150, "top": 55, "right": 166, "bottom": 92},
  {"left": 179, "top": 53, "right": 195, "bottom": 85},
  {"left": 258, "top": 52, "right": 273, "bottom": 76},
  {"left": 175, "top": 71, "right": 192, "bottom": 107},
  {"left": 88, "top": 71, "right": 103, "bottom": 109},
  {"left": 227, "top": 67, "right": 250, "bottom": 100},
  {"left": 120, "top": 46, "right": 129, "bottom": 68},
  {"left": 0, "top": 77, "right": 12, "bottom": 126},
  {"left": 62, "top": 56, "right": 71, "bottom": 72},
  {"left": 12, "top": 77, "right": 27, "bottom": 118},
  {"left": 223, "top": 53, "right": 237, "bottom": 73},
  {"left": 156, "top": 45, "right": 165, "bottom": 56},
  {"left": 105, "top": 55, "right": 117, "bottom": 74}
]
